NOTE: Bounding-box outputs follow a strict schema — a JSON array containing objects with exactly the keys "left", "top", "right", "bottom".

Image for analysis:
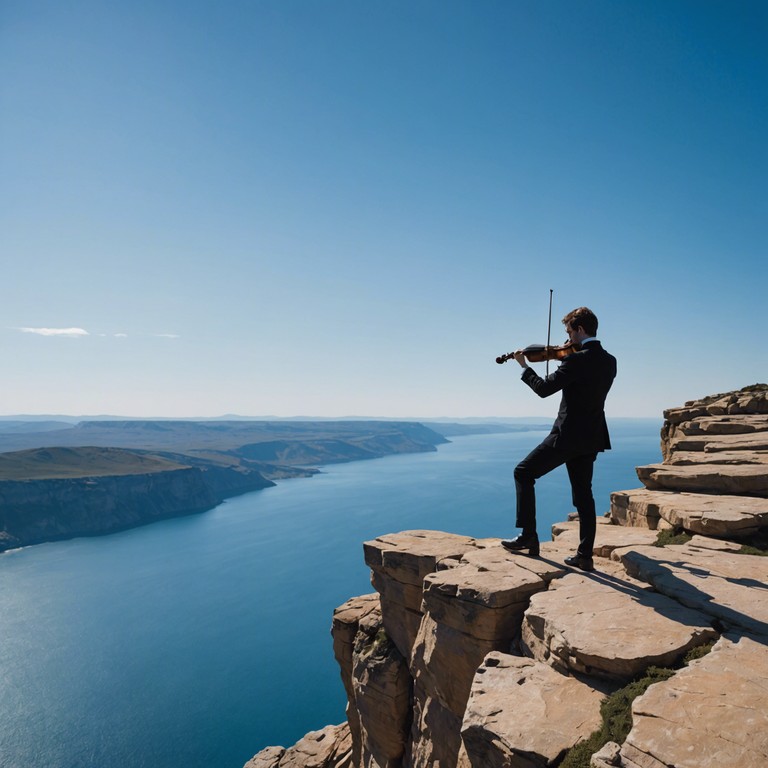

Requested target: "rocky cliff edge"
[{"left": 246, "top": 385, "right": 768, "bottom": 768}]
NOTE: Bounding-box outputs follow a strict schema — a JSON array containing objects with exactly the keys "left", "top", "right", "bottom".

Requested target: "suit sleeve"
[{"left": 521, "top": 356, "right": 582, "bottom": 398}]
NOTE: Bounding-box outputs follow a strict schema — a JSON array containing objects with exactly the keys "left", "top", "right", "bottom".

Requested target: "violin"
[{"left": 495, "top": 341, "right": 581, "bottom": 365}]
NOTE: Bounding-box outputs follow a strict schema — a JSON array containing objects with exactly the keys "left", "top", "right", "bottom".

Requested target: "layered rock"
[
  {"left": 520, "top": 572, "right": 717, "bottom": 681},
  {"left": 618, "top": 633, "right": 768, "bottom": 768},
  {"left": 613, "top": 540, "right": 768, "bottom": 637},
  {"left": 660, "top": 385, "right": 768, "bottom": 460},
  {"left": 612, "top": 384, "right": 768, "bottom": 537},
  {"left": 461, "top": 652, "right": 605, "bottom": 767},
  {"left": 611, "top": 488, "right": 768, "bottom": 535},
  {"left": 243, "top": 724, "right": 352, "bottom": 768},
  {"left": 362, "top": 531, "right": 481, "bottom": 660},
  {"left": 635, "top": 462, "right": 768, "bottom": 496},
  {"left": 246, "top": 386, "right": 768, "bottom": 768},
  {"left": 408, "top": 544, "right": 564, "bottom": 767},
  {"left": 0, "top": 467, "right": 218, "bottom": 551}
]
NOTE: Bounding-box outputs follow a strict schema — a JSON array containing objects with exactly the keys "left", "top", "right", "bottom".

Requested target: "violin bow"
[{"left": 546, "top": 289, "right": 553, "bottom": 376}]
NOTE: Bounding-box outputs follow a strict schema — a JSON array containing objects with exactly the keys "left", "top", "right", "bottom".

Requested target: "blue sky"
[{"left": 2, "top": 0, "right": 765, "bottom": 419}]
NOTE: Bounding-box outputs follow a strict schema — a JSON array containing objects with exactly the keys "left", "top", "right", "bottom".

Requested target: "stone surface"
[
  {"left": 667, "top": 449, "right": 768, "bottom": 464},
  {"left": 552, "top": 517, "right": 660, "bottom": 554},
  {"left": 363, "top": 531, "right": 480, "bottom": 588},
  {"left": 521, "top": 573, "right": 717, "bottom": 681},
  {"left": 244, "top": 724, "right": 352, "bottom": 768},
  {"left": 363, "top": 530, "right": 480, "bottom": 659},
  {"left": 422, "top": 545, "right": 563, "bottom": 641},
  {"left": 411, "top": 543, "right": 565, "bottom": 717},
  {"left": 243, "top": 746, "right": 286, "bottom": 768},
  {"left": 619, "top": 634, "right": 768, "bottom": 768},
  {"left": 408, "top": 543, "right": 566, "bottom": 765},
  {"left": 667, "top": 430, "right": 768, "bottom": 456},
  {"left": 331, "top": 594, "right": 380, "bottom": 767},
  {"left": 662, "top": 386, "right": 768, "bottom": 425},
  {"left": 408, "top": 685, "right": 467, "bottom": 768},
  {"left": 610, "top": 487, "right": 768, "bottom": 536},
  {"left": 590, "top": 741, "right": 621, "bottom": 768},
  {"left": 461, "top": 652, "right": 605, "bottom": 768},
  {"left": 351, "top": 607, "right": 411, "bottom": 767},
  {"left": 331, "top": 594, "right": 411, "bottom": 768},
  {"left": 614, "top": 542, "right": 768, "bottom": 637},
  {"left": 636, "top": 461, "right": 768, "bottom": 496},
  {"left": 673, "top": 414, "right": 768, "bottom": 434}
]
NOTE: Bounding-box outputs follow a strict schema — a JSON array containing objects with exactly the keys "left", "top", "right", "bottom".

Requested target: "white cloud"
[
  {"left": 18, "top": 327, "right": 89, "bottom": 337},
  {"left": 153, "top": 333, "right": 180, "bottom": 339},
  {"left": 114, "top": 333, "right": 128, "bottom": 338}
]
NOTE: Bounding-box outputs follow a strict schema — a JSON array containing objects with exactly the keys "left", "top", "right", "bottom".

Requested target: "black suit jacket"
[{"left": 521, "top": 340, "right": 617, "bottom": 453}]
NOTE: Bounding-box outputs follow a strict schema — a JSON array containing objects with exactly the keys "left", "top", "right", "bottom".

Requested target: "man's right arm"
[{"left": 520, "top": 356, "right": 582, "bottom": 398}]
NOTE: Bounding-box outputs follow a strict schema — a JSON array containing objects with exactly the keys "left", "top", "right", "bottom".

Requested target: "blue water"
[{"left": 0, "top": 420, "right": 661, "bottom": 768}]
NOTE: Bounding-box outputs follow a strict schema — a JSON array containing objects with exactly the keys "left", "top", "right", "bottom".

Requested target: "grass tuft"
[
  {"left": 654, "top": 528, "right": 692, "bottom": 547},
  {"left": 558, "top": 654, "right": 713, "bottom": 768}
]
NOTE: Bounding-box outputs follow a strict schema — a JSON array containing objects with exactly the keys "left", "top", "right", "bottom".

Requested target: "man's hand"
[{"left": 513, "top": 350, "right": 529, "bottom": 369}]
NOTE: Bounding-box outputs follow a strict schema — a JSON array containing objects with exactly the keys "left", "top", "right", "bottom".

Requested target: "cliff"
[
  {"left": 0, "top": 447, "right": 273, "bottom": 552},
  {"left": 0, "top": 420, "right": 449, "bottom": 552},
  {"left": 246, "top": 385, "right": 768, "bottom": 768}
]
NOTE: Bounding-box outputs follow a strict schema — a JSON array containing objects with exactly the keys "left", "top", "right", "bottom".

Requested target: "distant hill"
[
  {"left": 0, "top": 421, "right": 453, "bottom": 552},
  {"left": 0, "top": 419, "right": 449, "bottom": 456},
  {"left": 0, "top": 420, "right": 75, "bottom": 434},
  {"left": 0, "top": 446, "right": 188, "bottom": 480}
]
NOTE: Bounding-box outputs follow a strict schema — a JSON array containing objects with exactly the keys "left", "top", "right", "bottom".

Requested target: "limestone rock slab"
[
  {"left": 620, "top": 634, "right": 768, "bottom": 768},
  {"left": 331, "top": 593, "right": 380, "bottom": 766},
  {"left": 552, "top": 517, "right": 659, "bottom": 555},
  {"left": 422, "top": 546, "right": 563, "bottom": 641},
  {"left": 243, "top": 746, "right": 285, "bottom": 768},
  {"left": 636, "top": 462, "right": 768, "bottom": 496},
  {"left": 675, "top": 413, "right": 768, "bottom": 435},
  {"left": 610, "top": 487, "right": 768, "bottom": 536},
  {"left": 663, "top": 387, "right": 768, "bottom": 424},
  {"left": 410, "top": 612, "right": 500, "bottom": 718},
  {"left": 461, "top": 652, "right": 604, "bottom": 768},
  {"left": 244, "top": 724, "right": 352, "bottom": 768},
  {"left": 411, "top": 544, "right": 567, "bottom": 724},
  {"left": 614, "top": 543, "right": 768, "bottom": 637},
  {"left": 363, "top": 530, "right": 479, "bottom": 587},
  {"left": 408, "top": 684, "right": 466, "bottom": 768},
  {"left": 668, "top": 431, "right": 768, "bottom": 455},
  {"left": 668, "top": 449, "right": 768, "bottom": 465},
  {"left": 364, "top": 530, "right": 479, "bottom": 658},
  {"left": 521, "top": 573, "right": 717, "bottom": 681},
  {"left": 351, "top": 606, "right": 411, "bottom": 767}
]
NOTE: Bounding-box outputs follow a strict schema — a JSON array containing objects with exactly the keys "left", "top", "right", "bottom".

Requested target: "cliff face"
[
  {"left": 0, "top": 468, "right": 219, "bottom": 551},
  {"left": 0, "top": 418, "right": 450, "bottom": 552},
  {"left": 246, "top": 385, "right": 768, "bottom": 768}
]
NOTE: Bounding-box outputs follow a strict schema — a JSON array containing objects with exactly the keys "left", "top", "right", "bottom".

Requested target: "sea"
[{"left": 0, "top": 420, "right": 662, "bottom": 768}]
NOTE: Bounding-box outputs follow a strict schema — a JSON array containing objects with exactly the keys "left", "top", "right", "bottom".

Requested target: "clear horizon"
[
  {"left": 3, "top": 1, "right": 765, "bottom": 420},
  {"left": 0, "top": 411, "right": 664, "bottom": 422}
]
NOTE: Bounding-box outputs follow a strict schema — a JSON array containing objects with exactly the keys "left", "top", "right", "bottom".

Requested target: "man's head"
[{"left": 562, "top": 307, "right": 598, "bottom": 343}]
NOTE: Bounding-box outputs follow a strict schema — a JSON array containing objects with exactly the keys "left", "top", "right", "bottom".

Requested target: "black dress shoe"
[
  {"left": 501, "top": 533, "right": 540, "bottom": 557},
  {"left": 564, "top": 554, "right": 594, "bottom": 572}
]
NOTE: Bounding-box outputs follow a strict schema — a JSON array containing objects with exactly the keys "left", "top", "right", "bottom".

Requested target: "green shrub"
[
  {"left": 738, "top": 545, "right": 768, "bottom": 556},
  {"left": 559, "top": 667, "right": 676, "bottom": 768},
  {"left": 683, "top": 641, "right": 715, "bottom": 664},
  {"left": 654, "top": 528, "right": 692, "bottom": 547}
]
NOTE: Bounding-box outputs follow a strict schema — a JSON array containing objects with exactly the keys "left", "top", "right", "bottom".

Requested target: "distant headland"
[{"left": 0, "top": 419, "right": 539, "bottom": 553}]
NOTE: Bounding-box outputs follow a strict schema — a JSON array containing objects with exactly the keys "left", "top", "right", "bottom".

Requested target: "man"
[{"left": 501, "top": 307, "right": 617, "bottom": 571}]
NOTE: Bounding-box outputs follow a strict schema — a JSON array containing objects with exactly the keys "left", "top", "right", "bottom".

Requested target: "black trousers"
[{"left": 514, "top": 435, "right": 598, "bottom": 558}]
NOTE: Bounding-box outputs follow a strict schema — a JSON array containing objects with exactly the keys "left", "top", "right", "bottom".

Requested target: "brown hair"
[{"left": 562, "top": 307, "right": 598, "bottom": 336}]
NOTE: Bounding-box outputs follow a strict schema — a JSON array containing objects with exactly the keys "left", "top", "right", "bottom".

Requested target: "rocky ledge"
[{"left": 246, "top": 385, "right": 768, "bottom": 768}]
